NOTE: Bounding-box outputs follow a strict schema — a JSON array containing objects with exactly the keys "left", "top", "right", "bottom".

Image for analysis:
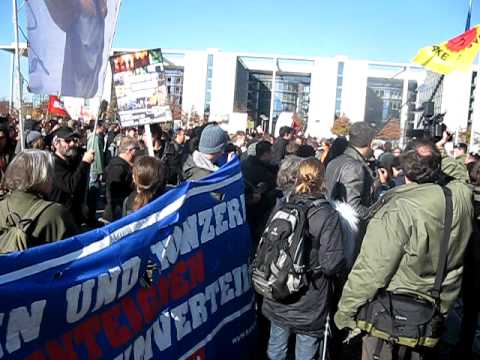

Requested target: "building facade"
[{"left": 2, "top": 44, "right": 480, "bottom": 142}]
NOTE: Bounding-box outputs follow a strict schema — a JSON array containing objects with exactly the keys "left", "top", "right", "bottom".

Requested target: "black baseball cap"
[{"left": 53, "top": 127, "right": 80, "bottom": 141}]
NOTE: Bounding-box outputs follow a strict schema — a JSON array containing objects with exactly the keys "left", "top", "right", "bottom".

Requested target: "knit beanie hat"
[
  {"left": 26, "top": 130, "right": 42, "bottom": 146},
  {"left": 349, "top": 122, "right": 376, "bottom": 148},
  {"left": 199, "top": 125, "right": 229, "bottom": 154}
]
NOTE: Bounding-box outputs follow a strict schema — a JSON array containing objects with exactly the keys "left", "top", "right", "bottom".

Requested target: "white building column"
[
  {"left": 307, "top": 58, "right": 337, "bottom": 138},
  {"left": 268, "top": 57, "right": 277, "bottom": 134},
  {"left": 341, "top": 60, "right": 369, "bottom": 123}
]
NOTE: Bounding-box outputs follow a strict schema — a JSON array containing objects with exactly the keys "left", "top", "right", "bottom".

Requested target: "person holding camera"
[{"left": 334, "top": 139, "right": 473, "bottom": 360}]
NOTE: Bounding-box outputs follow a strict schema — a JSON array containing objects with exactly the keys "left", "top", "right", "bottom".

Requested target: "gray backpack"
[{"left": 0, "top": 199, "right": 53, "bottom": 254}]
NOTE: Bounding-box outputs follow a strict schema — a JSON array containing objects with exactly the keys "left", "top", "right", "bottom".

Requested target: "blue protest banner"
[{"left": 0, "top": 158, "right": 256, "bottom": 360}]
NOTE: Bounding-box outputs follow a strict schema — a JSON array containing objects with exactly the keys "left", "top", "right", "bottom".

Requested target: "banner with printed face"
[
  {"left": 111, "top": 49, "right": 173, "bottom": 127},
  {"left": 0, "top": 158, "right": 256, "bottom": 360},
  {"left": 27, "top": 0, "right": 121, "bottom": 98}
]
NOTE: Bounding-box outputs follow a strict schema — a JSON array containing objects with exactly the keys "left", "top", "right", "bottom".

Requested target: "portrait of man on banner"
[{"left": 43, "top": 0, "right": 107, "bottom": 97}]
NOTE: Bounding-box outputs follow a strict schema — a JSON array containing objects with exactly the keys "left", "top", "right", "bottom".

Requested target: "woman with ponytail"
[
  {"left": 122, "top": 156, "right": 166, "bottom": 216},
  {"left": 261, "top": 157, "right": 347, "bottom": 360}
]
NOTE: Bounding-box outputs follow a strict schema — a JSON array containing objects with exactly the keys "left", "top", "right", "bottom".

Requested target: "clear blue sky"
[{"left": 0, "top": 0, "right": 479, "bottom": 99}]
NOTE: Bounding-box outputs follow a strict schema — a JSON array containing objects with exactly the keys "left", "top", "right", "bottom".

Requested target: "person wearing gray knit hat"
[
  {"left": 183, "top": 124, "right": 230, "bottom": 181},
  {"left": 198, "top": 124, "right": 229, "bottom": 154}
]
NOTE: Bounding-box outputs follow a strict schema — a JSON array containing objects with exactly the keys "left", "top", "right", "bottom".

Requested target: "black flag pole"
[{"left": 416, "top": 0, "right": 475, "bottom": 131}]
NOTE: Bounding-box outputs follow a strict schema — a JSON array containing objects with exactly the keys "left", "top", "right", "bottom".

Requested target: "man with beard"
[{"left": 49, "top": 127, "right": 95, "bottom": 226}]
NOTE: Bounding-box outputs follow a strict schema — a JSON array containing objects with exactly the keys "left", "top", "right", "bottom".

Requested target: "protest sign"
[
  {"left": 111, "top": 49, "right": 173, "bottom": 127},
  {"left": 27, "top": 0, "right": 121, "bottom": 98},
  {"left": 0, "top": 158, "right": 256, "bottom": 360}
]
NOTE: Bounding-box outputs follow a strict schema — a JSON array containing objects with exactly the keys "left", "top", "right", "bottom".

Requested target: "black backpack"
[{"left": 251, "top": 197, "right": 323, "bottom": 301}]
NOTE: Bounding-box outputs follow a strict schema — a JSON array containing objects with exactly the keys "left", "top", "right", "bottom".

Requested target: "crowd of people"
[{"left": 0, "top": 112, "right": 479, "bottom": 360}]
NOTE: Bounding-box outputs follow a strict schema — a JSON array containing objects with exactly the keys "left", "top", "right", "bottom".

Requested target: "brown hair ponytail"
[{"left": 295, "top": 158, "right": 326, "bottom": 194}]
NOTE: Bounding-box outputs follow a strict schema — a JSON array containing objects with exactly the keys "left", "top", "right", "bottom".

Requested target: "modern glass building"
[{"left": 364, "top": 77, "right": 403, "bottom": 125}]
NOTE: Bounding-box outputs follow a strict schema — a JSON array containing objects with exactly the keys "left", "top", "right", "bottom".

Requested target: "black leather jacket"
[{"left": 325, "top": 146, "right": 374, "bottom": 221}]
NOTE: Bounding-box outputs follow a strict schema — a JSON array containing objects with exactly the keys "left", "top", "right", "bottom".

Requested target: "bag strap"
[
  {"left": 431, "top": 186, "right": 453, "bottom": 300},
  {"left": 9, "top": 199, "right": 54, "bottom": 233}
]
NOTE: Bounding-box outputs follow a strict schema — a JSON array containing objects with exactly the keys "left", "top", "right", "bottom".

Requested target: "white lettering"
[
  {"left": 179, "top": 215, "right": 199, "bottom": 255},
  {"left": 198, "top": 209, "right": 215, "bottom": 243},
  {"left": 205, "top": 280, "right": 220, "bottom": 314},
  {"left": 227, "top": 198, "right": 244, "bottom": 228},
  {"left": 66, "top": 279, "right": 95, "bottom": 323},
  {"left": 231, "top": 266, "right": 244, "bottom": 297},
  {"left": 219, "top": 273, "right": 235, "bottom": 306},
  {"left": 213, "top": 202, "right": 229, "bottom": 236},
  {"left": 171, "top": 302, "right": 192, "bottom": 341},
  {"left": 92, "top": 266, "right": 121, "bottom": 311},
  {"left": 118, "top": 257, "right": 141, "bottom": 298},
  {"left": 188, "top": 293, "right": 208, "bottom": 330},
  {"left": 152, "top": 311, "right": 172, "bottom": 351},
  {"left": 5, "top": 300, "right": 46, "bottom": 354}
]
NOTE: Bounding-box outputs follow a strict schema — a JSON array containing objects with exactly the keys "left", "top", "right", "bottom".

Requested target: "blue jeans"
[{"left": 267, "top": 322, "right": 323, "bottom": 360}]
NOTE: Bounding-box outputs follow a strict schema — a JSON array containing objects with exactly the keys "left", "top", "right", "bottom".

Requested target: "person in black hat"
[
  {"left": 48, "top": 127, "right": 95, "bottom": 226},
  {"left": 325, "top": 122, "right": 376, "bottom": 263}
]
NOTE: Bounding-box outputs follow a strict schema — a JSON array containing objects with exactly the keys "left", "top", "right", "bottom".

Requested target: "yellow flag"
[{"left": 413, "top": 25, "right": 480, "bottom": 74}]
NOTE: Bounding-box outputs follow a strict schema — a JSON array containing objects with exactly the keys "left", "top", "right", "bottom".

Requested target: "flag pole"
[
  {"left": 12, "top": 0, "right": 24, "bottom": 151},
  {"left": 418, "top": 0, "right": 474, "bottom": 140},
  {"left": 456, "top": 0, "right": 475, "bottom": 143}
]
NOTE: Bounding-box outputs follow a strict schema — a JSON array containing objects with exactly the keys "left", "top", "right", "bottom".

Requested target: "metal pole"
[
  {"left": 457, "top": 0, "right": 474, "bottom": 144},
  {"left": 9, "top": 52, "right": 14, "bottom": 113},
  {"left": 466, "top": 0, "right": 474, "bottom": 31},
  {"left": 13, "top": 0, "right": 24, "bottom": 151},
  {"left": 399, "top": 68, "right": 410, "bottom": 148},
  {"left": 269, "top": 57, "right": 277, "bottom": 135}
]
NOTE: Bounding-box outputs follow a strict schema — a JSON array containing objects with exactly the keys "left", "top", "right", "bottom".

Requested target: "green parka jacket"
[{"left": 335, "top": 159, "right": 473, "bottom": 330}]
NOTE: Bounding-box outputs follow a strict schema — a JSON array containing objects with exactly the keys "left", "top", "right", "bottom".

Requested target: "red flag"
[{"left": 48, "top": 95, "right": 70, "bottom": 118}]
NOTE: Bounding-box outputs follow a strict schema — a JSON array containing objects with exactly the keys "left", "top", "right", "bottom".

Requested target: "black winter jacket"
[
  {"left": 325, "top": 146, "right": 374, "bottom": 221},
  {"left": 271, "top": 138, "right": 289, "bottom": 165},
  {"left": 48, "top": 154, "right": 90, "bottom": 225},
  {"left": 103, "top": 156, "right": 132, "bottom": 221},
  {"left": 261, "top": 194, "right": 346, "bottom": 337}
]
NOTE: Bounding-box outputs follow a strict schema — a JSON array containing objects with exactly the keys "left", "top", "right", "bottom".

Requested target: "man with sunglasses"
[
  {"left": 103, "top": 137, "right": 139, "bottom": 222},
  {"left": 49, "top": 127, "right": 95, "bottom": 226}
]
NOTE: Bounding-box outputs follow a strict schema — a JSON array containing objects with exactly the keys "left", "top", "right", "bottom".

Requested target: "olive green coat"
[
  {"left": 0, "top": 191, "right": 78, "bottom": 250},
  {"left": 335, "top": 165, "right": 473, "bottom": 330}
]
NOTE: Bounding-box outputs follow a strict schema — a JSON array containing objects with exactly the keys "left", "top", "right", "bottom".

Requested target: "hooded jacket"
[{"left": 182, "top": 151, "right": 219, "bottom": 181}]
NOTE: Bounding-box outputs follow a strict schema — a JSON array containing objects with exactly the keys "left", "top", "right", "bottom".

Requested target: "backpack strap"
[
  {"left": 11, "top": 199, "right": 55, "bottom": 233},
  {"left": 430, "top": 186, "right": 453, "bottom": 301}
]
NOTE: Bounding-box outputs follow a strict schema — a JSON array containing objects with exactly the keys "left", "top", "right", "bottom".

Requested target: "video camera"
[{"left": 405, "top": 101, "right": 447, "bottom": 141}]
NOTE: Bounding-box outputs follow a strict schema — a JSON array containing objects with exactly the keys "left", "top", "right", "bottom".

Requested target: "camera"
[{"left": 405, "top": 102, "right": 447, "bottom": 141}]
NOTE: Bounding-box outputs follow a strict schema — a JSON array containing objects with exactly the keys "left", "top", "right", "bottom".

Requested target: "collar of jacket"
[
  {"left": 344, "top": 145, "right": 367, "bottom": 162},
  {"left": 192, "top": 151, "right": 219, "bottom": 172},
  {"left": 367, "top": 182, "right": 438, "bottom": 219},
  {"left": 8, "top": 190, "right": 44, "bottom": 202}
]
